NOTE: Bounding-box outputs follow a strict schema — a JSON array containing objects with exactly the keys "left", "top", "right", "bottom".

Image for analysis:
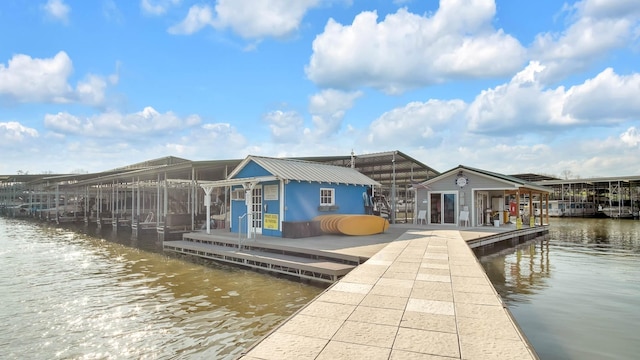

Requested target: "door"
[
  {"left": 477, "top": 191, "right": 488, "bottom": 225},
  {"left": 251, "top": 187, "right": 262, "bottom": 234},
  {"left": 443, "top": 193, "right": 456, "bottom": 224},
  {"left": 429, "top": 192, "right": 457, "bottom": 225}
]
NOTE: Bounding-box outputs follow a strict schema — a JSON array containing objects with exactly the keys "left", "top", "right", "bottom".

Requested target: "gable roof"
[
  {"left": 423, "top": 165, "right": 551, "bottom": 193},
  {"left": 229, "top": 155, "right": 380, "bottom": 186}
]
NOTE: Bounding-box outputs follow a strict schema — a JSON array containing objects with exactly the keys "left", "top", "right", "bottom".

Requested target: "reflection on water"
[
  {"left": 478, "top": 218, "right": 640, "bottom": 360},
  {"left": 0, "top": 218, "right": 325, "bottom": 359}
]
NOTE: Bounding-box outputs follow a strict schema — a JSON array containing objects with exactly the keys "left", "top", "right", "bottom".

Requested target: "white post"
[
  {"left": 204, "top": 187, "right": 213, "bottom": 234},
  {"left": 245, "top": 188, "right": 252, "bottom": 238}
]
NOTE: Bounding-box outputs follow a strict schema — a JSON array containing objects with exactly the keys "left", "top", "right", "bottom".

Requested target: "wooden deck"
[{"left": 164, "top": 231, "right": 363, "bottom": 283}]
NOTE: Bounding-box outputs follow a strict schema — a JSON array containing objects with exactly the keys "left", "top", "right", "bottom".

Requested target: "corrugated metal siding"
[{"left": 250, "top": 156, "right": 379, "bottom": 186}]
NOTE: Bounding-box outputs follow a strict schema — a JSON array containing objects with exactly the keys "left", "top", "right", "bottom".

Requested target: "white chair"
[
  {"left": 417, "top": 210, "right": 427, "bottom": 225},
  {"left": 459, "top": 210, "right": 469, "bottom": 227}
]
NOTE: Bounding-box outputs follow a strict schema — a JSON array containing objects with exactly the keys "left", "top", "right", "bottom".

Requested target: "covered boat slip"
[
  {"left": 0, "top": 157, "right": 243, "bottom": 235},
  {"left": 533, "top": 176, "right": 640, "bottom": 218},
  {"left": 0, "top": 151, "right": 440, "bottom": 232}
]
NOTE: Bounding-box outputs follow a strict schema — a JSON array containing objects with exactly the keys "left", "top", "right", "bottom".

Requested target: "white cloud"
[
  {"left": 264, "top": 110, "right": 304, "bottom": 143},
  {"left": 308, "top": 89, "right": 362, "bottom": 137},
  {"left": 212, "top": 0, "right": 319, "bottom": 39},
  {"left": 366, "top": 99, "right": 467, "bottom": 148},
  {"left": 530, "top": 0, "right": 640, "bottom": 84},
  {"left": 467, "top": 62, "right": 576, "bottom": 133},
  {"left": 169, "top": 0, "right": 319, "bottom": 39},
  {"left": 306, "top": 3, "right": 525, "bottom": 93},
  {"left": 575, "top": 0, "right": 640, "bottom": 19},
  {"left": 43, "top": 107, "right": 201, "bottom": 137},
  {"left": 0, "top": 52, "right": 73, "bottom": 103},
  {"left": 168, "top": 4, "right": 214, "bottom": 35},
  {"left": 76, "top": 75, "right": 108, "bottom": 106},
  {"left": 0, "top": 122, "right": 39, "bottom": 144},
  {"left": 103, "top": 0, "right": 124, "bottom": 23},
  {"left": 466, "top": 62, "right": 640, "bottom": 134},
  {"left": 620, "top": 126, "right": 640, "bottom": 147},
  {"left": 563, "top": 68, "right": 640, "bottom": 122},
  {"left": 0, "top": 52, "right": 116, "bottom": 106},
  {"left": 190, "top": 123, "right": 248, "bottom": 154},
  {"left": 141, "top": 0, "right": 181, "bottom": 16},
  {"left": 42, "top": 0, "right": 70, "bottom": 24}
]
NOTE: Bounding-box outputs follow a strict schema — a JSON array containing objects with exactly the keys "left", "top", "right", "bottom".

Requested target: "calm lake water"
[
  {"left": 0, "top": 218, "right": 325, "bottom": 359},
  {"left": 478, "top": 218, "right": 640, "bottom": 360},
  {"left": 3, "top": 217, "right": 639, "bottom": 359}
]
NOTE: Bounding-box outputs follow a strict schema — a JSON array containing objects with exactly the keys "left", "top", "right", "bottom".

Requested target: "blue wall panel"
[
  {"left": 284, "top": 182, "right": 368, "bottom": 221},
  {"left": 235, "top": 161, "right": 270, "bottom": 178}
]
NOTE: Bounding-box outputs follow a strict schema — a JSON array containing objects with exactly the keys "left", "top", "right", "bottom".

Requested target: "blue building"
[{"left": 200, "top": 155, "right": 381, "bottom": 238}]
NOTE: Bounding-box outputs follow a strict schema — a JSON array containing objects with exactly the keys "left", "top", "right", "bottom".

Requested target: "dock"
[{"left": 234, "top": 225, "right": 544, "bottom": 360}]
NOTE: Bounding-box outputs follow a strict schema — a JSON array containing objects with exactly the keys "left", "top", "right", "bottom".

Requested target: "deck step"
[{"left": 164, "top": 240, "right": 356, "bottom": 283}]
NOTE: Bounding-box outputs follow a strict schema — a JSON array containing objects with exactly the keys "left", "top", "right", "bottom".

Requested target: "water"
[
  {"left": 0, "top": 218, "right": 325, "bottom": 359},
  {"left": 478, "top": 218, "right": 640, "bottom": 360}
]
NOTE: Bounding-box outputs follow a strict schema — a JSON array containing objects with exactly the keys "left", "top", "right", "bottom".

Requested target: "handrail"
[{"left": 238, "top": 213, "right": 247, "bottom": 248}]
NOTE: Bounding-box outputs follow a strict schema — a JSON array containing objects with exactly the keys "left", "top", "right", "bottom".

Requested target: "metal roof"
[
  {"left": 425, "top": 165, "right": 551, "bottom": 193},
  {"left": 298, "top": 150, "right": 440, "bottom": 191},
  {"left": 534, "top": 175, "right": 640, "bottom": 187},
  {"left": 230, "top": 155, "right": 381, "bottom": 186}
]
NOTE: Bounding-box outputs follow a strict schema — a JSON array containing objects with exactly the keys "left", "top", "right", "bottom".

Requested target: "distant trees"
[{"left": 558, "top": 170, "right": 583, "bottom": 180}]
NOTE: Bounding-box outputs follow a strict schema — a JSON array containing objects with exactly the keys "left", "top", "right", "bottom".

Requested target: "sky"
[{"left": 1, "top": 0, "right": 639, "bottom": 178}]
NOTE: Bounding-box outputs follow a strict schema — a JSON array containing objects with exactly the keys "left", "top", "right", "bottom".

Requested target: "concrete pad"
[
  {"left": 331, "top": 281, "right": 373, "bottom": 294},
  {"left": 381, "top": 270, "right": 419, "bottom": 280},
  {"left": 347, "top": 305, "right": 404, "bottom": 326},
  {"left": 393, "top": 328, "right": 460, "bottom": 358},
  {"left": 390, "top": 350, "right": 454, "bottom": 360},
  {"left": 453, "top": 291, "right": 503, "bottom": 306},
  {"left": 454, "top": 303, "right": 507, "bottom": 319},
  {"left": 410, "top": 287, "right": 453, "bottom": 302},
  {"left": 457, "top": 316, "right": 523, "bottom": 341},
  {"left": 451, "top": 275, "right": 489, "bottom": 286},
  {"left": 316, "top": 290, "right": 367, "bottom": 306},
  {"left": 360, "top": 293, "right": 408, "bottom": 310},
  {"left": 421, "top": 262, "right": 450, "bottom": 270},
  {"left": 459, "top": 337, "right": 535, "bottom": 360},
  {"left": 416, "top": 273, "right": 451, "bottom": 282},
  {"left": 406, "top": 298, "right": 455, "bottom": 316},
  {"left": 316, "top": 341, "right": 391, "bottom": 360},
  {"left": 452, "top": 283, "right": 496, "bottom": 295},
  {"left": 332, "top": 320, "right": 398, "bottom": 348},
  {"left": 245, "top": 332, "right": 328, "bottom": 360},
  {"left": 424, "top": 252, "right": 449, "bottom": 260},
  {"left": 412, "top": 280, "right": 452, "bottom": 292},
  {"left": 400, "top": 311, "right": 457, "bottom": 333},
  {"left": 418, "top": 267, "right": 451, "bottom": 276},
  {"left": 277, "top": 314, "right": 343, "bottom": 340},
  {"left": 298, "top": 301, "right": 355, "bottom": 321}
]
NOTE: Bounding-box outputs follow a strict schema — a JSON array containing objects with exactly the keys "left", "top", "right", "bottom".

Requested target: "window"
[{"left": 320, "top": 188, "right": 335, "bottom": 206}]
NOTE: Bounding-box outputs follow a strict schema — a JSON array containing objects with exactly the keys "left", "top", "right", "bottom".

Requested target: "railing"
[
  {"left": 238, "top": 213, "right": 247, "bottom": 249},
  {"left": 238, "top": 212, "right": 261, "bottom": 249}
]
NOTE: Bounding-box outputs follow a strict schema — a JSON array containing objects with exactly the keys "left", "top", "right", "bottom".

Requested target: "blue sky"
[{"left": 1, "top": 0, "right": 639, "bottom": 178}]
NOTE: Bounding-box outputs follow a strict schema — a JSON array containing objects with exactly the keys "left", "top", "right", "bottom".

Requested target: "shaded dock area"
[{"left": 237, "top": 226, "right": 542, "bottom": 360}]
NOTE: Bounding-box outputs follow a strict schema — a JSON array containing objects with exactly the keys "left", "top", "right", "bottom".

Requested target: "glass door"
[
  {"left": 443, "top": 193, "right": 456, "bottom": 224},
  {"left": 251, "top": 187, "right": 262, "bottom": 233},
  {"left": 476, "top": 192, "right": 488, "bottom": 225},
  {"left": 430, "top": 192, "right": 457, "bottom": 225}
]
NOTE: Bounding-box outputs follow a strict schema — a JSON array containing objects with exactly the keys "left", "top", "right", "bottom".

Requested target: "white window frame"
[{"left": 320, "top": 188, "right": 335, "bottom": 206}]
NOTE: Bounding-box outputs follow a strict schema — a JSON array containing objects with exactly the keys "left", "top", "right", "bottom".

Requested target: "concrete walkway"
[{"left": 238, "top": 228, "right": 538, "bottom": 360}]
